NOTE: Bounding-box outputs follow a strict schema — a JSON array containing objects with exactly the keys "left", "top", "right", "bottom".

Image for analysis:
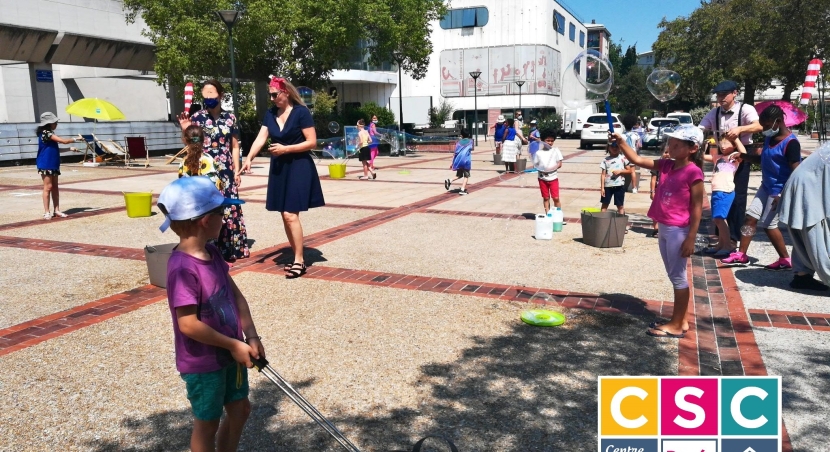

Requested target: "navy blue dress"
[{"left": 264, "top": 105, "right": 325, "bottom": 212}]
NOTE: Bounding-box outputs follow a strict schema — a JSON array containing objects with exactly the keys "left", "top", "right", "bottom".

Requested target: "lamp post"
[
  {"left": 393, "top": 52, "right": 405, "bottom": 133},
  {"left": 216, "top": 9, "right": 242, "bottom": 118},
  {"left": 469, "top": 71, "right": 481, "bottom": 146},
  {"left": 515, "top": 80, "right": 525, "bottom": 111}
]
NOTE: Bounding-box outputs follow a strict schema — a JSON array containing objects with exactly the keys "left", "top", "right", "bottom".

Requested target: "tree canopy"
[
  {"left": 123, "top": 0, "right": 447, "bottom": 88},
  {"left": 652, "top": 0, "right": 830, "bottom": 105}
]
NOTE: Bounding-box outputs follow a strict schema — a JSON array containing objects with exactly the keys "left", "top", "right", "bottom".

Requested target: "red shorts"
[{"left": 538, "top": 178, "right": 560, "bottom": 199}]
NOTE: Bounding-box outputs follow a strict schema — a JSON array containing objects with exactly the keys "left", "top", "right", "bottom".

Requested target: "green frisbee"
[
  {"left": 398, "top": 170, "right": 411, "bottom": 174},
  {"left": 521, "top": 310, "right": 566, "bottom": 327}
]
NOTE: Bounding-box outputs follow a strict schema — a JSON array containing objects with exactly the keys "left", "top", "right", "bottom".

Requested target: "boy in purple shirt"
[{"left": 157, "top": 176, "right": 264, "bottom": 452}]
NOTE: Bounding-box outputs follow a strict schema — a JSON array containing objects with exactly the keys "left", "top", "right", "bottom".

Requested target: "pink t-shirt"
[{"left": 648, "top": 159, "right": 704, "bottom": 227}]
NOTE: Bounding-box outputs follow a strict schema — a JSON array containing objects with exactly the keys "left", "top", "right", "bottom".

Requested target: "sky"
[{"left": 563, "top": 0, "right": 701, "bottom": 53}]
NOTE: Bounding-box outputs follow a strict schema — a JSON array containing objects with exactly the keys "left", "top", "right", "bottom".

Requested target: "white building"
[{"left": 389, "top": 0, "right": 589, "bottom": 133}]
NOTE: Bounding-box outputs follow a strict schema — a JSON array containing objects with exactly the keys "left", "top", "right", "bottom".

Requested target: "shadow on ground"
[{"left": 83, "top": 309, "right": 673, "bottom": 451}]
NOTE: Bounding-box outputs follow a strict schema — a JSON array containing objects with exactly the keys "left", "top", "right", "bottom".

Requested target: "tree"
[
  {"left": 123, "top": 0, "right": 446, "bottom": 88},
  {"left": 653, "top": 0, "right": 830, "bottom": 105},
  {"left": 615, "top": 66, "right": 650, "bottom": 115}
]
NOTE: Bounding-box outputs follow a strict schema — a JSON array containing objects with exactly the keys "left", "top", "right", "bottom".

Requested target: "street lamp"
[
  {"left": 215, "top": 9, "right": 242, "bottom": 118},
  {"left": 393, "top": 52, "right": 405, "bottom": 133},
  {"left": 469, "top": 71, "right": 481, "bottom": 146},
  {"left": 515, "top": 80, "right": 525, "bottom": 111}
]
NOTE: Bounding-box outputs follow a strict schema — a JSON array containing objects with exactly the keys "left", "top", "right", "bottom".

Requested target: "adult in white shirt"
[{"left": 698, "top": 80, "right": 762, "bottom": 244}]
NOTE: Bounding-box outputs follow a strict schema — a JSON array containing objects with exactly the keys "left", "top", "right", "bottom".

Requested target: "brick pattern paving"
[
  {"left": 0, "top": 206, "right": 127, "bottom": 232},
  {"left": 0, "top": 235, "right": 145, "bottom": 260},
  {"left": 748, "top": 309, "right": 830, "bottom": 332}
]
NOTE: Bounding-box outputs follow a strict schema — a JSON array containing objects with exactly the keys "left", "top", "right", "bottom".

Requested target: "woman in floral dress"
[{"left": 177, "top": 79, "right": 249, "bottom": 261}]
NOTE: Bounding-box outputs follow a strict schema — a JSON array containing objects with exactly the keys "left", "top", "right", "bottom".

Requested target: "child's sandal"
[{"left": 285, "top": 262, "right": 307, "bottom": 279}]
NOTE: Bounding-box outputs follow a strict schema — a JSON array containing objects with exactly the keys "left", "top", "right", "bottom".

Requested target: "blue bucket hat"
[{"left": 157, "top": 176, "right": 244, "bottom": 232}]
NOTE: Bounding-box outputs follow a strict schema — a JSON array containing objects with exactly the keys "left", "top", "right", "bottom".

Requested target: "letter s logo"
[
  {"left": 673, "top": 386, "right": 706, "bottom": 429},
  {"left": 611, "top": 386, "right": 649, "bottom": 429}
]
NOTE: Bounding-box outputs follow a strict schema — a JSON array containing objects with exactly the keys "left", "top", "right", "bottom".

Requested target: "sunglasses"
[
  {"left": 191, "top": 205, "right": 225, "bottom": 221},
  {"left": 269, "top": 91, "right": 285, "bottom": 99}
]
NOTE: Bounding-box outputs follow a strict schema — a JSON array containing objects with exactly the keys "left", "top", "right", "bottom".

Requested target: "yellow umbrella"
[{"left": 65, "top": 98, "right": 126, "bottom": 121}]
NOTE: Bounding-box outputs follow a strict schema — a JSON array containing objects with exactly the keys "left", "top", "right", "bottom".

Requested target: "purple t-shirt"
[
  {"left": 166, "top": 244, "right": 242, "bottom": 374},
  {"left": 648, "top": 159, "right": 704, "bottom": 227}
]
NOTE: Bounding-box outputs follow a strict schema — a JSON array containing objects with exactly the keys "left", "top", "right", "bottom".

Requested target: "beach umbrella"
[
  {"left": 754, "top": 100, "right": 808, "bottom": 127},
  {"left": 65, "top": 98, "right": 126, "bottom": 121}
]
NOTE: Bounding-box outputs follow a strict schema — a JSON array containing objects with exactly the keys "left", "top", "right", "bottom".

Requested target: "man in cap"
[
  {"left": 698, "top": 80, "right": 762, "bottom": 246},
  {"left": 489, "top": 115, "right": 507, "bottom": 155}
]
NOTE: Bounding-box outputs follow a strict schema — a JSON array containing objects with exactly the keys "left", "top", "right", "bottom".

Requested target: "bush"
[
  {"left": 428, "top": 99, "right": 455, "bottom": 128},
  {"left": 343, "top": 102, "right": 396, "bottom": 129},
  {"left": 689, "top": 106, "right": 710, "bottom": 125}
]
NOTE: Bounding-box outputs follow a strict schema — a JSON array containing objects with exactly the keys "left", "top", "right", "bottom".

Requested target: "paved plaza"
[{"left": 1, "top": 138, "right": 828, "bottom": 451}]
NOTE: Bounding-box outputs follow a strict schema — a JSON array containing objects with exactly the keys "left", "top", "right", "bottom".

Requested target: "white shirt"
[
  {"left": 533, "top": 146, "right": 563, "bottom": 181},
  {"left": 699, "top": 101, "right": 759, "bottom": 145}
]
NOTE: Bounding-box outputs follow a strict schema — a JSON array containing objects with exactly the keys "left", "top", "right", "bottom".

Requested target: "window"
[
  {"left": 579, "top": 31, "right": 585, "bottom": 47},
  {"left": 440, "top": 7, "right": 489, "bottom": 29},
  {"left": 553, "top": 11, "right": 565, "bottom": 35},
  {"left": 569, "top": 23, "right": 576, "bottom": 42}
]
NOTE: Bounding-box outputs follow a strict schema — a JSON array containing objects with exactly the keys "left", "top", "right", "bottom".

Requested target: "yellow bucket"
[
  {"left": 581, "top": 207, "right": 602, "bottom": 213},
  {"left": 328, "top": 163, "right": 347, "bottom": 179},
  {"left": 124, "top": 192, "right": 153, "bottom": 218}
]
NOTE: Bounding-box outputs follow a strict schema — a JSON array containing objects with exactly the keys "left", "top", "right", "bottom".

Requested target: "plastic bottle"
[{"left": 552, "top": 207, "right": 564, "bottom": 232}]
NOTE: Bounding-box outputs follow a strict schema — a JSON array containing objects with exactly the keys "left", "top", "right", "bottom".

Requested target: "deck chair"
[
  {"left": 165, "top": 146, "right": 187, "bottom": 165},
  {"left": 92, "top": 134, "right": 128, "bottom": 165},
  {"left": 124, "top": 136, "right": 151, "bottom": 168},
  {"left": 79, "top": 134, "right": 108, "bottom": 164}
]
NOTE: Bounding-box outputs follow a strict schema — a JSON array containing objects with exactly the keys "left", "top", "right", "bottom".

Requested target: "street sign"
[{"left": 35, "top": 70, "right": 53, "bottom": 83}]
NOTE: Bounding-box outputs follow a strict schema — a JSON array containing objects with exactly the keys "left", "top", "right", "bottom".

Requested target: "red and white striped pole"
[
  {"left": 799, "top": 59, "right": 823, "bottom": 105},
  {"left": 183, "top": 82, "right": 194, "bottom": 114}
]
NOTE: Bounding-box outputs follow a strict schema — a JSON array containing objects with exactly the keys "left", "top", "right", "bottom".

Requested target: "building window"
[
  {"left": 579, "top": 31, "right": 585, "bottom": 47},
  {"left": 569, "top": 23, "right": 576, "bottom": 42},
  {"left": 553, "top": 11, "right": 565, "bottom": 35},
  {"left": 440, "top": 7, "right": 488, "bottom": 29}
]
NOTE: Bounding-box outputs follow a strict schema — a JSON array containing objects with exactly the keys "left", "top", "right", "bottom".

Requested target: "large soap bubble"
[
  {"left": 328, "top": 121, "right": 340, "bottom": 134},
  {"left": 297, "top": 86, "right": 314, "bottom": 105},
  {"left": 561, "top": 49, "right": 614, "bottom": 109},
  {"left": 646, "top": 68, "right": 681, "bottom": 102}
]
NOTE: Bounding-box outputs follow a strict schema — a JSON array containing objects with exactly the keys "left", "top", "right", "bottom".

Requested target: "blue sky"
[{"left": 563, "top": 0, "right": 701, "bottom": 53}]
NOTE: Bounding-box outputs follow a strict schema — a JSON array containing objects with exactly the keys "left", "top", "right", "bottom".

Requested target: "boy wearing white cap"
[{"left": 157, "top": 176, "right": 264, "bottom": 451}]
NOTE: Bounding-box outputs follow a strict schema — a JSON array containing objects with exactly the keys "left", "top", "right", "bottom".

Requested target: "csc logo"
[{"left": 599, "top": 377, "right": 780, "bottom": 437}]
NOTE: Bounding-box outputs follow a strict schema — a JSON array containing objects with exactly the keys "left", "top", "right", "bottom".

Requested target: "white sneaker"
[{"left": 632, "top": 188, "right": 638, "bottom": 194}]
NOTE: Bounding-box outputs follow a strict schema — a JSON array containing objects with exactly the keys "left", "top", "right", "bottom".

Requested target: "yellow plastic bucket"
[
  {"left": 328, "top": 163, "right": 347, "bottom": 179},
  {"left": 124, "top": 192, "right": 153, "bottom": 218},
  {"left": 581, "top": 207, "right": 602, "bottom": 214}
]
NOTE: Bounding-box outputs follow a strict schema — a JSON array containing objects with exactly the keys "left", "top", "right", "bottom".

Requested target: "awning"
[
  {"left": 49, "top": 33, "right": 156, "bottom": 71},
  {"left": 0, "top": 23, "right": 58, "bottom": 62}
]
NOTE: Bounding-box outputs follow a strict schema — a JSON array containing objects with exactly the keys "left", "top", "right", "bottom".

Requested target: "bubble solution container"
[
  {"left": 124, "top": 192, "right": 153, "bottom": 218},
  {"left": 535, "top": 214, "right": 553, "bottom": 240},
  {"left": 552, "top": 208, "right": 564, "bottom": 232},
  {"left": 328, "top": 163, "right": 347, "bottom": 179}
]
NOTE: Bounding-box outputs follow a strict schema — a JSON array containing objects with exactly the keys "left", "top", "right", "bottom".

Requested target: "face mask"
[
  {"left": 372, "top": 120, "right": 378, "bottom": 124},
  {"left": 761, "top": 119, "right": 779, "bottom": 137},
  {"left": 203, "top": 98, "right": 220, "bottom": 109}
]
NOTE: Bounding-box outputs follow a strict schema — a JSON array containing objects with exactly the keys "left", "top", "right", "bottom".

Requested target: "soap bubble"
[
  {"left": 646, "top": 68, "right": 681, "bottom": 102},
  {"left": 297, "top": 86, "right": 314, "bottom": 105},
  {"left": 530, "top": 292, "right": 552, "bottom": 305},
  {"left": 561, "top": 49, "right": 614, "bottom": 109},
  {"left": 740, "top": 225, "right": 755, "bottom": 237},
  {"left": 328, "top": 121, "right": 340, "bottom": 134}
]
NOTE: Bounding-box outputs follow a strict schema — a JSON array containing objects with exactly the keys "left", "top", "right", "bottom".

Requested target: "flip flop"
[
  {"left": 646, "top": 327, "right": 685, "bottom": 339},
  {"left": 649, "top": 321, "right": 688, "bottom": 333}
]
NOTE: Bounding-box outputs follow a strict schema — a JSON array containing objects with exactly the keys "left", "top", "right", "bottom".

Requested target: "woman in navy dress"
[{"left": 240, "top": 76, "right": 324, "bottom": 278}]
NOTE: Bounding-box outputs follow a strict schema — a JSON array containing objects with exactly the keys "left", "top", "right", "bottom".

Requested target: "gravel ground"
[
  {"left": 0, "top": 191, "right": 126, "bottom": 226},
  {"left": 0, "top": 272, "right": 675, "bottom": 451},
  {"left": 753, "top": 327, "right": 830, "bottom": 452},
  {"left": 0, "top": 247, "right": 148, "bottom": 328},
  {"left": 317, "top": 212, "right": 674, "bottom": 302},
  {"left": 3, "top": 205, "right": 384, "bottom": 253},
  {"left": 729, "top": 233, "right": 829, "bottom": 314}
]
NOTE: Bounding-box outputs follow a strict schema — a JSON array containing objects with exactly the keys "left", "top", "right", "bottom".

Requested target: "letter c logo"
[
  {"left": 611, "top": 386, "right": 649, "bottom": 429},
  {"left": 731, "top": 386, "right": 768, "bottom": 429}
]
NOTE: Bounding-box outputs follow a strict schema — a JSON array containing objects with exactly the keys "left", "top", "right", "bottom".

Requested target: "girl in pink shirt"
[{"left": 613, "top": 125, "right": 705, "bottom": 339}]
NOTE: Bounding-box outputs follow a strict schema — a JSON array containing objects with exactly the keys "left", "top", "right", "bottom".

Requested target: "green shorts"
[{"left": 181, "top": 363, "right": 249, "bottom": 421}]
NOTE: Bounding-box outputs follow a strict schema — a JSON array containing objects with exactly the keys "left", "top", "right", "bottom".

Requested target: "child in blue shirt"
[{"left": 445, "top": 129, "right": 473, "bottom": 195}]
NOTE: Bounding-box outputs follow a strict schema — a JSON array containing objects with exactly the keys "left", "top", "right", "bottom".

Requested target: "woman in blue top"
[
  {"left": 241, "top": 77, "right": 325, "bottom": 279},
  {"left": 35, "top": 112, "right": 82, "bottom": 220}
]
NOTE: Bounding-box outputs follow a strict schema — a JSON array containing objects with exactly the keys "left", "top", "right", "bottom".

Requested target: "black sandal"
[{"left": 286, "top": 262, "right": 307, "bottom": 279}]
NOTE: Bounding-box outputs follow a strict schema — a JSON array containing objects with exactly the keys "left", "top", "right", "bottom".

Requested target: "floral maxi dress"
[{"left": 190, "top": 109, "right": 250, "bottom": 260}]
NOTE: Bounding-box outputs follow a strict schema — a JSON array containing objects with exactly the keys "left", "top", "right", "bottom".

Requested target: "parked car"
[
  {"left": 579, "top": 113, "right": 623, "bottom": 149},
  {"left": 561, "top": 105, "right": 598, "bottom": 138},
  {"left": 643, "top": 117, "right": 681, "bottom": 149},
  {"left": 667, "top": 112, "right": 694, "bottom": 126}
]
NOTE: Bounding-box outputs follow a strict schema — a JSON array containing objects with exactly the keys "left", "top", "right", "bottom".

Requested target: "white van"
[
  {"left": 561, "top": 105, "right": 597, "bottom": 138},
  {"left": 667, "top": 112, "right": 694, "bottom": 126}
]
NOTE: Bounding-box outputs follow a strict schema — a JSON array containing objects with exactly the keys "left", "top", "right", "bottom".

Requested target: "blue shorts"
[
  {"left": 601, "top": 185, "right": 626, "bottom": 207},
  {"left": 181, "top": 363, "right": 249, "bottom": 421},
  {"left": 711, "top": 191, "right": 735, "bottom": 219}
]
